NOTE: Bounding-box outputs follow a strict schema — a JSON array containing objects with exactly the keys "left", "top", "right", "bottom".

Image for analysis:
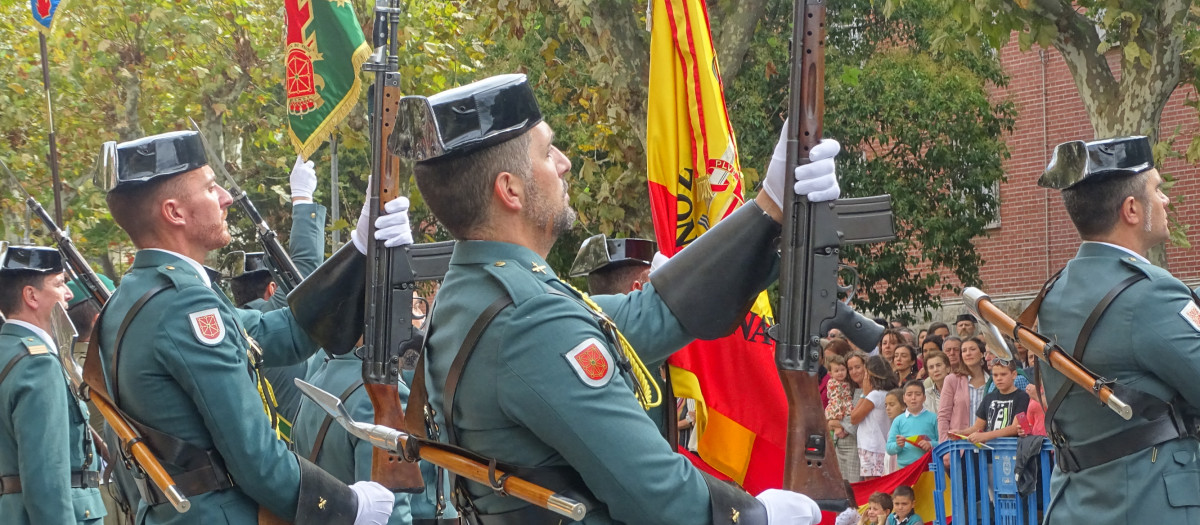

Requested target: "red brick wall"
[{"left": 937, "top": 33, "right": 1200, "bottom": 305}]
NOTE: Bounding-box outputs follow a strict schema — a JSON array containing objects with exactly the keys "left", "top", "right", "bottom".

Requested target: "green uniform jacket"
[
  {"left": 424, "top": 241, "right": 706, "bottom": 525},
  {"left": 97, "top": 249, "right": 321, "bottom": 524},
  {"left": 1039, "top": 242, "right": 1200, "bottom": 523},
  {"left": 0, "top": 322, "right": 106, "bottom": 524},
  {"left": 248, "top": 202, "right": 328, "bottom": 427},
  {"left": 293, "top": 353, "right": 457, "bottom": 524}
]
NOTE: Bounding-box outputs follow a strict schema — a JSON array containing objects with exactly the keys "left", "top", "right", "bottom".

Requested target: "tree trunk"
[{"left": 709, "top": 0, "right": 768, "bottom": 82}]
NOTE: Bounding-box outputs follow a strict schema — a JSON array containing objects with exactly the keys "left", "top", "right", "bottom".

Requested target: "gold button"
[
  {"left": 85, "top": 510, "right": 90, "bottom": 518},
  {"left": 311, "top": 213, "right": 317, "bottom": 218},
  {"left": 494, "top": 261, "right": 506, "bottom": 267},
  {"left": 166, "top": 266, "right": 175, "bottom": 270}
]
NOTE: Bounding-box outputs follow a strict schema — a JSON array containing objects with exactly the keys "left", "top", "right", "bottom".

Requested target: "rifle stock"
[
  {"left": 362, "top": 0, "right": 424, "bottom": 491},
  {"left": 774, "top": 0, "right": 895, "bottom": 506}
]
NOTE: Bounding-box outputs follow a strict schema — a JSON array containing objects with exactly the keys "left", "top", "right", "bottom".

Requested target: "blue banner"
[{"left": 30, "top": 0, "right": 65, "bottom": 33}]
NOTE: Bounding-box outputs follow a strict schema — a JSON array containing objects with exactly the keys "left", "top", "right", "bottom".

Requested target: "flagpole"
[
  {"left": 38, "top": 31, "right": 64, "bottom": 225},
  {"left": 330, "top": 132, "right": 341, "bottom": 249}
]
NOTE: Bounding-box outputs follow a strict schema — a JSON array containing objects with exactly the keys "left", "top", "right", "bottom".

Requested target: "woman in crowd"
[
  {"left": 850, "top": 355, "right": 900, "bottom": 480},
  {"left": 878, "top": 329, "right": 903, "bottom": 363},
  {"left": 922, "top": 351, "right": 950, "bottom": 415},
  {"left": 892, "top": 344, "right": 920, "bottom": 384},
  {"left": 830, "top": 351, "right": 869, "bottom": 482},
  {"left": 937, "top": 337, "right": 990, "bottom": 441}
]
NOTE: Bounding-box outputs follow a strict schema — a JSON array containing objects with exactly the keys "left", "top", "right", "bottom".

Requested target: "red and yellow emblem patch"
[
  {"left": 188, "top": 308, "right": 226, "bottom": 346},
  {"left": 1180, "top": 301, "right": 1200, "bottom": 333},
  {"left": 564, "top": 338, "right": 614, "bottom": 387}
]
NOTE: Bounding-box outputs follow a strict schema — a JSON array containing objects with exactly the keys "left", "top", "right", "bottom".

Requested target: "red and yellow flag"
[{"left": 646, "top": 0, "right": 787, "bottom": 494}]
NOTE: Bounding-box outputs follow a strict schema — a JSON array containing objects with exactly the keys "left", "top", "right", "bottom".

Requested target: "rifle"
[
  {"left": 2, "top": 160, "right": 110, "bottom": 305},
  {"left": 360, "top": 0, "right": 425, "bottom": 492},
  {"left": 296, "top": 379, "right": 587, "bottom": 521},
  {"left": 771, "top": 0, "right": 896, "bottom": 507},
  {"left": 962, "top": 287, "right": 1132, "bottom": 420},
  {"left": 188, "top": 119, "right": 304, "bottom": 292}
]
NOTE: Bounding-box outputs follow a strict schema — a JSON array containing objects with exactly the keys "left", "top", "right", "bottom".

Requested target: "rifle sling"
[
  {"left": 0, "top": 353, "right": 29, "bottom": 389},
  {"left": 308, "top": 379, "right": 364, "bottom": 464}
]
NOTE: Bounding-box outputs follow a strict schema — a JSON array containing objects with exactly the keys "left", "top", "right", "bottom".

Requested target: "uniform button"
[
  {"left": 311, "top": 212, "right": 317, "bottom": 218},
  {"left": 85, "top": 510, "right": 90, "bottom": 518},
  {"left": 494, "top": 261, "right": 506, "bottom": 267},
  {"left": 166, "top": 266, "right": 176, "bottom": 270}
]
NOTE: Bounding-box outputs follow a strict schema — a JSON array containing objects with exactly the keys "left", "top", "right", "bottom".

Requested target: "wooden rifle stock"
[
  {"left": 362, "top": 0, "right": 424, "bottom": 491},
  {"left": 775, "top": 0, "right": 849, "bottom": 506}
]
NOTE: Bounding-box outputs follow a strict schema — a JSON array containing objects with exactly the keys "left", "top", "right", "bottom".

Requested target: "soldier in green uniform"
[
  {"left": 1034, "top": 137, "right": 1200, "bottom": 523},
  {"left": 228, "top": 155, "right": 329, "bottom": 436},
  {"left": 0, "top": 244, "right": 107, "bottom": 523},
  {"left": 293, "top": 343, "right": 460, "bottom": 525},
  {"left": 92, "top": 130, "right": 406, "bottom": 524},
  {"left": 398, "top": 74, "right": 853, "bottom": 524}
]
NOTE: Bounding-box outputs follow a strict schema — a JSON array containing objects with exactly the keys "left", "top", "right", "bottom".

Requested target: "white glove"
[
  {"left": 351, "top": 197, "right": 414, "bottom": 254},
  {"left": 763, "top": 120, "right": 841, "bottom": 207},
  {"left": 756, "top": 489, "right": 822, "bottom": 525},
  {"left": 650, "top": 251, "right": 670, "bottom": 272},
  {"left": 349, "top": 481, "right": 394, "bottom": 525},
  {"left": 290, "top": 155, "right": 317, "bottom": 201}
]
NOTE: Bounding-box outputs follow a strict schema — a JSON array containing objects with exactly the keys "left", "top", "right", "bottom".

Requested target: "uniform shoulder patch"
[
  {"left": 20, "top": 338, "right": 49, "bottom": 355},
  {"left": 563, "top": 338, "right": 614, "bottom": 388},
  {"left": 188, "top": 308, "right": 226, "bottom": 346},
  {"left": 1179, "top": 301, "right": 1200, "bottom": 333}
]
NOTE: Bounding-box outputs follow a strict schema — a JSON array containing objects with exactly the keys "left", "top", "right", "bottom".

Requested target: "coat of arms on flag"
[
  {"left": 188, "top": 308, "right": 226, "bottom": 346},
  {"left": 30, "top": 0, "right": 67, "bottom": 33}
]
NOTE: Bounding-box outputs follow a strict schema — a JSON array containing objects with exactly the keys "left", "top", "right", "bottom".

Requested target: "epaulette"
[
  {"left": 155, "top": 263, "right": 207, "bottom": 290},
  {"left": 18, "top": 336, "right": 51, "bottom": 356},
  {"left": 1117, "top": 256, "right": 1169, "bottom": 281},
  {"left": 481, "top": 259, "right": 552, "bottom": 307}
]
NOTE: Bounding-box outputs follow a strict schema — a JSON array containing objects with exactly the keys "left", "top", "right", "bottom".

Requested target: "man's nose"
[{"left": 218, "top": 186, "right": 234, "bottom": 208}]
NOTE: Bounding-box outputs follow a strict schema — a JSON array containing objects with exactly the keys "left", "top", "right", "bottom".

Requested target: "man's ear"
[
  {"left": 493, "top": 171, "right": 524, "bottom": 213},
  {"left": 21, "top": 284, "right": 38, "bottom": 312},
  {"left": 161, "top": 196, "right": 187, "bottom": 228},
  {"left": 1119, "top": 195, "right": 1142, "bottom": 227},
  {"left": 264, "top": 281, "right": 277, "bottom": 300}
]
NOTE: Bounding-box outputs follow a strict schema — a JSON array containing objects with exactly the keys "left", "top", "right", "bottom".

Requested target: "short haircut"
[
  {"left": 67, "top": 299, "right": 102, "bottom": 339},
  {"left": 904, "top": 379, "right": 925, "bottom": 392},
  {"left": 106, "top": 174, "right": 189, "bottom": 247},
  {"left": 586, "top": 262, "right": 649, "bottom": 296},
  {"left": 0, "top": 271, "right": 50, "bottom": 317},
  {"left": 230, "top": 272, "right": 274, "bottom": 307},
  {"left": 880, "top": 328, "right": 903, "bottom": 346},
  {"left": 869, "top": 491, "right": 893, "bottom": 510},
  {"left": 825, "top": 353, "right": 847, "bottom": 368},
  {"left": 943, "top": 335, "right": 962, "bottom": 345},
  {"left": 892, "top": 485, "right": 915, "bottom": 501},
  {"left": 1062, "top": 170, "right": 1150, "bottom": 238},
  {"left": 413, "top": 132, "right": 533, "bottom": 239}
]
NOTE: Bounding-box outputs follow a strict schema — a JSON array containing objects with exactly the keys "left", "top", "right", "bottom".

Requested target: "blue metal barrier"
[{"left": 930, "top": 438, "right": 1055, "bottom": 525}]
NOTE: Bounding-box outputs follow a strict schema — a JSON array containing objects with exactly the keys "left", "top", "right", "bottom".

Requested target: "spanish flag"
[{"left": 646, "top": 0, "right": 787, "bottom": 494}]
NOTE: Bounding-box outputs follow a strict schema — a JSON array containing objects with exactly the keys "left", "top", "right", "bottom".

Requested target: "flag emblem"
[
  {"left": 188, "top": 308, "right": 225, "bottom": 346},
  {"left": 1180, "top": 302, "right": 1200, "bottom": 333},
  {"left": 564, "top": 338, "right": 613, "bottom": 387}
]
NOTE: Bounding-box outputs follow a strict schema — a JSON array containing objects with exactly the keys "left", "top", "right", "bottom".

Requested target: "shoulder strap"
[
  {"left": 0, "top": 352, "right": 30, "bottom": 389},
  {"left": 1045, "top": 273, "right": 1146, "bottom": 443},
  {"left": 1016, "top": 267, "right": 1065, "bottom": 329},
  {"left": 442, "top": 294, "right": 514, "bottom": 448},
  {"left": 110, "top": 282, "right": 173, "bottom": 406},
  {"left": 307, "top": 379, "right": 364, "bottom": 463}
]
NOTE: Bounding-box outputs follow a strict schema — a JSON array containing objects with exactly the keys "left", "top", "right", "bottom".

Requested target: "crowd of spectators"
[{"left": 820, "top": 315, "right": 1048, "bottom": 484}]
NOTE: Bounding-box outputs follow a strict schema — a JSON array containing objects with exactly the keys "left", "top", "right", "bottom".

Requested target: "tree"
[{"left": 474, "top": 0, "right": 1014, "bottom": 320}]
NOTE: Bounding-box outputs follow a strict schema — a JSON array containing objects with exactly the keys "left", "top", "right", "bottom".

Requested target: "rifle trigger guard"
[{"left": 486, "top": 459, "right": 510, "bottom": 496}]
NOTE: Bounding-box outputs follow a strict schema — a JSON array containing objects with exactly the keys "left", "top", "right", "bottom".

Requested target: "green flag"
[{"left": 285, "top": 0, "right": 369, "bottom": 160}]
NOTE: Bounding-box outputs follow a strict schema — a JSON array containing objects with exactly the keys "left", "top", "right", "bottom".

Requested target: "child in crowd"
[
  {"left": 952, "top": 359, "right": 1030, "bottom": 444},
  {"left": 884, "top": 388, "right": 906, "bottom": 421},
  {"left": 826, "top": 354, "right": 855, "bottom": 443},
  {"left": 887, "top": 485, "right": 923, "bottom": 525},
  {"left": 1018, "top": 383, "right": 1047, "bottom": 437},
  {"left": 887, "top": 381, "right": 938, "bottom": 468},
  {"left": 860, "top": 492, "right": 893, "bottom": 525}
]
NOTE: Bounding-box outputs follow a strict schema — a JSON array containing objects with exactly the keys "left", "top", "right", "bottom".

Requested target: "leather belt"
[
  {"left": 1055, "top": 413, "right": 1197, "bottom": 473},
  {"left": 464, "top": 504, "right": 568, "bottom": 525},
  {"left": 413, "top": 519, "right": 462, "bottom": 525},
  {"left": 0, "top": 470, "right": 102, "bottom": 494}
]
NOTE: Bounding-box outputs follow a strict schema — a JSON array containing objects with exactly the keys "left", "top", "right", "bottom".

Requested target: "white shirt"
[
  {"left": 857, "top": 389, "right": 890, "bottom": 453},
  {"left": 1083, "top": 241, "right": 1150, "bottom": 264},
  {"left": 145, "top": 248, "right": 211, "bottom": 287}
]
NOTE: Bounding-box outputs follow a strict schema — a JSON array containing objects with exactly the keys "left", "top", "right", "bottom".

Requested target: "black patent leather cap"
[
  {"left": 0, "top": 243, "right": 64, "bottom": 274},
  {"left": 108, "top": 130, "right": 208, "bottom": 192},
  {"left": 1038, "top": 136, "right": 1155, "bottom": 190},
  {"left": 569, "top": 234, "right": 656, "bottom": 278},
  {"left": 227, "top": 252, "right": 269, "bottom": 281},
  {"left": 389, "top": 74, "right": 543, "bottom": 162}
]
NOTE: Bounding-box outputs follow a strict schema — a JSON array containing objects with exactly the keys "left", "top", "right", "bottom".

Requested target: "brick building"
[{"left": 928, "top": 34, "right": 1200, "bottom": 320}]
